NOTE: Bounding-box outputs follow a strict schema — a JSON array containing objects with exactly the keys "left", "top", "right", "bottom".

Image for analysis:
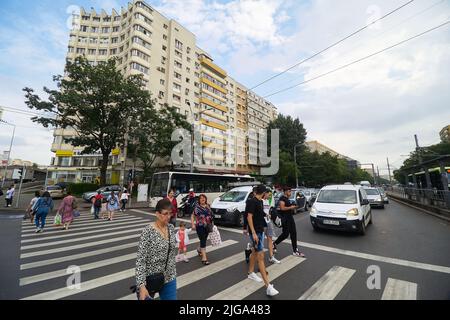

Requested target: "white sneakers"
[
  {"left": 35, "top": 228, "right": 42, "bottom": 233},
  {"left": 247, "top": 272, "right": 263, "bottom": 282},
  {"left": 269, "top": 256, "right": 281, "bottom": 264},
  {"left": 266, "top": 284, "right": 279, "bottom": 296},
  {"left": 293, "top": 250, "right": 305, "bottom": 257}
]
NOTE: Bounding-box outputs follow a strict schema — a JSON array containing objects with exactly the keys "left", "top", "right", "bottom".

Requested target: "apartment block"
[{"left": 49, "top": 0, "right": 277, "bottom": 184}]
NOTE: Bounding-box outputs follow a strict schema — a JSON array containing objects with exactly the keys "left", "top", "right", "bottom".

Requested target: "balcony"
[{"left": 199, "top": 56, "right": 227, "bottom": 78}]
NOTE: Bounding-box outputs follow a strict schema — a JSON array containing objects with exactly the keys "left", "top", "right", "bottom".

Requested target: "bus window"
[{"left": 150, "top": 173, "right": 169, "bottom": 197}]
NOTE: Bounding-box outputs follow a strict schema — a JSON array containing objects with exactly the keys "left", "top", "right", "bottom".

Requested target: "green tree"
[
  {"left": 128, "top": 104, "right": 191, "bottom": 181},
  {"left": 23, "top": 57, "right": 154, "bottom": 186},
  {"left": 268, "top": 114, "right": 307, "bottom": 156}
]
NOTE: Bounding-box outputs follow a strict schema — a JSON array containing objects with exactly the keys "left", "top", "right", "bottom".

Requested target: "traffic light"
[
  {"left": 18, "top": 168, "right": 23, "bottom": 179},
  {"left": 128, "top": 169, "right": 133, "bottom": 182}
]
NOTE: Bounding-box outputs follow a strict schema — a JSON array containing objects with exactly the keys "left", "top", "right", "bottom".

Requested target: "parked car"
[
  {"left": 82, "top": 185, "right": 122, "bottom": 202},
  {"left": 310, "top": 184, "right": 373, "bottom": 235},
  {"left": 377, "top": 187, "right": 389, "bottom": 204},
  {"left": 302, "top": 189, "right": 318, "bottom": 207},
  {"left": 42, "top": 185, "right": 65, "bottom": 199},
  {"left": 363, "top": 187, "right": 385, "bottom": 209},
  {"left": 290, "top": 189, "right": 308, "bottom": 213}
]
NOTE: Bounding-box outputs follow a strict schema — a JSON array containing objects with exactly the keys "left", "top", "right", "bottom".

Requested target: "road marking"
[
  {"left": 117, "top": 240, "right": 239, "bottom": 300},
  {"left": 20, "top": 226, "right": 146, "bottom": 250},
  {"left": 131, "top": 209, "right": 450, "bottom": 275},
  {"left": 208, "top": 255, "right": 305, "bottom": 300},
  {"left": 22, "top": 216, "right": 138, "bottom": 233},
  {"left": 21, "top": 221, "right": 149, "bottom": 243},
  {"left": 21, "top": 240, "right": 237, "bottom": 300},
  {"left": 21, "top": 218, "right": 146, "bottom": 238},
  {"left": 298, "top": 266, "right": 355, "bottom": 300},
  {"left": 381, "top": 278, "right": 417, "bottom": 300},
  {"left": 20, "top": 234, "right": 141, "bottom": 259},
  {"left": 19, "top": 238, "right": 222, "bottom": 286},
  {"left": 21, "top": 242, "right": 138, "bottom": 270}
]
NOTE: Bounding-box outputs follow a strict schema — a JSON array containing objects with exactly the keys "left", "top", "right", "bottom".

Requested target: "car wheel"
[
  {"left": 381, "top": 205, "right": 385, "bottom": 209},
  {"left": 312, "top": 224, "right": 320, "bottom": 232},
  {"left": 358, "top": 218, "right": 366, "bottom": 235},
  {"left": 368, "top": 211, "right": 373, "bottom": 225}
]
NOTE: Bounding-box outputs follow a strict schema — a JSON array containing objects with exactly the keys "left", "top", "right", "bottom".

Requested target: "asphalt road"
[{"left": 1, "top": 199, "right": 449, "bottom": 300}]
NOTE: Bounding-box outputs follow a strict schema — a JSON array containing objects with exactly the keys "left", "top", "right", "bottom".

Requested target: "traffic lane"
[
  {"left": 294, "top": 202, "right": 450, "bottom": 268},
  {"left": 245, "top": 242, "right": 450, "bottom": 300},
  {"left": 0, "top": 214, "right": 23, "bottom": 299}
]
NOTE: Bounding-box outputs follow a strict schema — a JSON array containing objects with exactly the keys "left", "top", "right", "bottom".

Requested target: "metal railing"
[{"left": 388, "top": 186, "right": 450, "bottom": 209}]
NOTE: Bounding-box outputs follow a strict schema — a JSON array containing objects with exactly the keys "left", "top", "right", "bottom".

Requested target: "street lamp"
[
  {"left": 0, "top": 119, "right": 16, "bottom": 188},
  {"left": 294, "top": 142, "right": 302, "bottom": 188},
  {"left": 360, "top": 163, "right": 377, "bottom": 186}
]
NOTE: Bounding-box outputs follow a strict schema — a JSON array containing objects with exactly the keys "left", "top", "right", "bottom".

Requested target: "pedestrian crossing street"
[{"left": 19, "top": 210, "right": 419, "bottom": 300}]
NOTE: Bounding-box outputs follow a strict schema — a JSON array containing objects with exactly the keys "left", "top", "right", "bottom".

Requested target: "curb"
[{"left": 390, "top": 197, "right": 450, "bottom": 223}]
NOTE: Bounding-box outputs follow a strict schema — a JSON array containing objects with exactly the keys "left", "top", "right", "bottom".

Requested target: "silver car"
[
  {"left": 363, "top": 187, "right": 385, "bottom": 209},
  {"left": 43, "top": 185, "right": 65, "bottom": 199},
  {"left": 82, "top": 185, "right": 122, "bottom": 202},
  {"left": 377, "top": 187, "right": 389, "bottom": 204}
]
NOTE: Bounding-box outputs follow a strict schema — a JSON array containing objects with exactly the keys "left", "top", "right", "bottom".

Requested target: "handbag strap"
[{"left": 164, "top": 227, "right": 171, "bottom": 270}]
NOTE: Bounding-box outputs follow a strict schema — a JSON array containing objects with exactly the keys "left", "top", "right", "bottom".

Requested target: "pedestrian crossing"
[{"left": 18, "top": 210, "right": 420, "bottom": 300}]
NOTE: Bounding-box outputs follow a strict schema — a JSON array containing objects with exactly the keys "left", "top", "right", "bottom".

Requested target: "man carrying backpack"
[{"left": 92, "top": 191, "right": 103, "bottom": 220}]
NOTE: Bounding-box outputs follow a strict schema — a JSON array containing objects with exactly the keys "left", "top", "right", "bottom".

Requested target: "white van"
[
  {"left": 210, "top": 186, "right": 274, "bottom": 227},
  {"left": 310, "top": 185, "right": 373, "bottom": 235}
]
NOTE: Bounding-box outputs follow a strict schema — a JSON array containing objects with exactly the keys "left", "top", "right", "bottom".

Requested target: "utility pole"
[
  {"left": 371, "top": 163, "right": 377, "bottom": 186},
  {"left": 15, "top": 165, "right": 25, "bottom": 208},
  {"left": 1, "top": 120, "right": 16, "bottom": 188},
  {"left": 120, "top": 124, "right": 129, "bottom": 187},
  {"left": 294, "top": 143, "right": 302, "bottom": 188},
  {"left": 377, "top": 166, "right": 381, "bottom": 184},
  {"left": 387, "top": 157, "right": 392, "bottom": 185}
]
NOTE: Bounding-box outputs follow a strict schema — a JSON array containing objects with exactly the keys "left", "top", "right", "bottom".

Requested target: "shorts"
[
  {"left": 265, "top": 220, "right": 276, "bottom": 239},
  {"left": 249, "top": 232, "right": 265, "bottom": 252}
]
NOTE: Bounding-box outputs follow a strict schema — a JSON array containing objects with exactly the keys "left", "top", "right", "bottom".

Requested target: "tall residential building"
[
  {"left": 305, "top": 140, "right": 360, "bottom": 169},
  {"left": 49, "top": 0, "right": 277, "bottom": 184},
  {"left": 440, "top": 125, "right": 450, "bottom": 143}
]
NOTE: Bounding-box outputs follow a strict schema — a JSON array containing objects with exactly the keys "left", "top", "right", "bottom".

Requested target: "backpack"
[
  {"left": 270, "top": 207, "right": 282, "bottom": 228},
  {"left": 94, "top": 197, "right": 102, "bottom": 207}
]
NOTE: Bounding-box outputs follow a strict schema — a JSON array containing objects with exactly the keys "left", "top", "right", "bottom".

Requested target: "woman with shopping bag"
[{"left": 57, "top": 191, "right": 77, "bottom": 230}]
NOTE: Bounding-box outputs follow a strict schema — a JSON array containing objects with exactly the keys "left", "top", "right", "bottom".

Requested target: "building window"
[
  {"left": 160, "top": 79, "right": 165, "bottom": 85},
  {"left": 162, "top": 45, "right": 167, "bottom": 51},
  {"left": 76, "top": 48, "right": 85, "bottom": 54},
  {"left": 174, "top": 60, "right": 182, "bottom": 69},
  {"left": 131, "top": 62, "right": 149, "bottom": 74},
  {"left": 173, "top": 94, "right": 181, "bottom": 103},
  {"left": 173, "top": 83, "right": 181, "bottom": 92},
  {"left": 163, "top": 34, "right": 168, "bottom": 40},
  {"left": 163, "top": 24, "right": 168, "bottom": 29},
  {"left": 88, "top": 49, "right": 96, "bottom": 55},
  {"left": 101, "top": 27, "right": 110, "bottom": 33},
  {"left": 80, "top": 25, "right": 88, "bottom": 32},
  {"left": 131, "top": 49, "right": 150, "bottom": 61},
  {"left": 174, "top": 72, "right": 181, "bottom": 80},
  {"left": 99, "top": 49, "right": 107, "bottom": 55},
  {"left": 159, "top": 91, "right": 165, "bottom": 98},
  {"left": 68, "top": 47, "right": 74, "bottom": 53},
  {"left": 175, "top": 39, "right": 183, "bottom": 50},
  {"left": 91, "top": 27, "right": 99, "bottom": 33},
  {"left": 110, "top": 48, "right": 117, "bottom": 55},
  {"left": 175, "top": 50, "right": 182, "bottom": 59}
]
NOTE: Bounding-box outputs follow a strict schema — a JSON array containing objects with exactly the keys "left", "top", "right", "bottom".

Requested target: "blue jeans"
[
  {"left": 35, "top": 210, "right": 48, "bottom": 229},
  {"left": 93, "top": 206, "right": 101, "bottom": 218},
  {"left": 141, "top": 279, "right": 177, "bottom": 300}
]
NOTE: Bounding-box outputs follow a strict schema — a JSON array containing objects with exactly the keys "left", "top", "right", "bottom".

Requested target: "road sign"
[{"left": 137, "top": 184, "right": 148, "bottom": 202}]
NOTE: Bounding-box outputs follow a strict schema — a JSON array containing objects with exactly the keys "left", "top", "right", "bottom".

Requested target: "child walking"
[{"left": 175, "top": 222, "right": 191, "bottom": 263}]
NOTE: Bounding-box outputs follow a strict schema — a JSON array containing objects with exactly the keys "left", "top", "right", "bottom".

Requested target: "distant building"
[
  {"left": 305, "top": 140, "right": 360, "bottom": 169},
  {"left": 439, "top": 125, "right": 450, "bottom": 143}
]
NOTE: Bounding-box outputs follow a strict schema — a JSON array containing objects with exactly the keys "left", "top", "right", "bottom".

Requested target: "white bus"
[{"left": 149, "top": 171, "right": 256, "bottom": 208}]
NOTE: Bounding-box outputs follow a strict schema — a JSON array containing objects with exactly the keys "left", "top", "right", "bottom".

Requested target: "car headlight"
[
  {"left": 310, "top": 207, "right": 317, "bottom": 214},
  {"left": 227, "top": 206, "right": 238, "bottom": 213},
  {"left": 376, "top": 197, "right": 382, "bottom": 202},
  {"left": 346, "top": 208, "right": 359, "bottom": 216}
]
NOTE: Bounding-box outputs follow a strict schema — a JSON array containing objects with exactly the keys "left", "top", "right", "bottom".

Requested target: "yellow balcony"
[
  {"left": 202, "top": 141, "right": 225, "bottom": 150},
  {"left": 199, "top": 56, "right": 227, "bottom": 78},
  {"left": 200, "top": 119, "right": 227, "bottom": 131},
  {"left": 199, "top": 97, "right": 228, "bottom": 113},
  {"left": 55, "top": 150, "right": 74, "bottom": 157},
  {"left": 203, "top": 110, "right": 227, "bottom": 122},
  {"left": 200, "top": 78, "right": 228, "bottom": 94}
]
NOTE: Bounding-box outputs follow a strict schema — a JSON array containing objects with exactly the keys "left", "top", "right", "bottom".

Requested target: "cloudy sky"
[{"left": 0, "top": 0, "right": 449, "bottom": 176}]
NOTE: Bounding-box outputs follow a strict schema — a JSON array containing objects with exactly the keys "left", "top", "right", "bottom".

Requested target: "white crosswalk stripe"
[
  {"left": 298, "top": 266, "right": 355, "bottom": 300},
  {"left": 18, "top": 210, "right": 421, "bottom": 300},
  {"left": 381, "top": 278, "right": 417, "bottom": 300}
]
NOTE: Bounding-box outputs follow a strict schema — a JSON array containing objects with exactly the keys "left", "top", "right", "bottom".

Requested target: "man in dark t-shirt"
[
  {"left": 273, "top": 187, "right": 305, "bottom": 257},
  {"left": 246, "top": 185, "right": 279, "bottom": 296}
]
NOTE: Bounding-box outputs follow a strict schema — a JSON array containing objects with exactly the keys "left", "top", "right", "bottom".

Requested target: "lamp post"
[
  {"left": 294, "top": 142, "right": 302, "bottom": 188},
  {"left": 0, "top": 119, "right": 16, "bottom": 188}
]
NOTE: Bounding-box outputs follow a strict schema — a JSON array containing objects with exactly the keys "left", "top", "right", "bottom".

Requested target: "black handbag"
[{"left": 145, "top": 228, "right": 171, "bottom": 294}]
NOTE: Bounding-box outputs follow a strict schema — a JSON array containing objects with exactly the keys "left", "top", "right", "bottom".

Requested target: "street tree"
[{"left": 23, "top": 57, "right": 154, "bottom": 186}]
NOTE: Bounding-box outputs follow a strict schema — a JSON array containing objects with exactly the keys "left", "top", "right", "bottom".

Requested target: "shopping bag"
[
  {"left": 209, "top": 226, "right": 222, "bottom": 247},
  {"left": 53, "top": 213, "right": 62, "bottom": 226},
  {"left": 73, "top": 210, "right": 80, "bottom": 218},
  {"left": 90, "top": 205, "right": 95, "bottom": 215}
]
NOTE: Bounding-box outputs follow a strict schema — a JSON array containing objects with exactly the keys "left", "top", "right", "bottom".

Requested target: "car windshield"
[
  {"left": 47, "top": 186, "right": 60, "bottom": 190},
  {"left": 365, "top": 189, "right": 380, "bottom": 195},
  {"left": 317, "top": 190, "right": 357, "bottom": 204},
  {"left": 219, "top": 191, "right": 248, "bottom": 202}
]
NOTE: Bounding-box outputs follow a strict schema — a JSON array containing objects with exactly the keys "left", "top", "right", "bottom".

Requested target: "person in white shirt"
[
  {"left": 175, "top": 222, "right": 192, "bottom": 262},
  {"left": 120, "top": 188, "right": 129, "bottom": 212},
  {"left": 5, "top": 185, "right": 15, "bottom": 207}
]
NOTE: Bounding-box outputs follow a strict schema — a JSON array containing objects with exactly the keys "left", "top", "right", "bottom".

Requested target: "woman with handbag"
[
  {"left": 191, "top": 194, "right": 213, "bottom": 265},
  {"left": 32, "top": 191, "right": 54, "bottom": 233},
  {"left": 58, "top": 191, "right": 77, "bottom": 231},
  {"left": 135, "top": 198, "right": 177, "bottom": 300}
]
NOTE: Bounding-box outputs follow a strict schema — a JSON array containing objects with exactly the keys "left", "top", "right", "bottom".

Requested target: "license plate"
[
  {"left": 214, "top": 215, "right": 221, "bottom": 219},
  {"left": 323, "top": 220, "right": 339, "bottom": 225}
]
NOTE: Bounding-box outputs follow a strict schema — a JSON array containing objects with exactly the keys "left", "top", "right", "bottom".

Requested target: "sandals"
[
  {"left": 202, "top": 260, "right": 210, "bottom": 265},
  {"left": 197, "top": 249, "right": 202, "bottom": 256}
]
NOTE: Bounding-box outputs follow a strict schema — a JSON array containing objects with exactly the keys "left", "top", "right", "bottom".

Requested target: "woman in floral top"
[
  {"left": 135, "top": 198, "right": 177, "bottom": 300},
  {"left": 191, "top": 194, "right": 213, "bottom": 265}
]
